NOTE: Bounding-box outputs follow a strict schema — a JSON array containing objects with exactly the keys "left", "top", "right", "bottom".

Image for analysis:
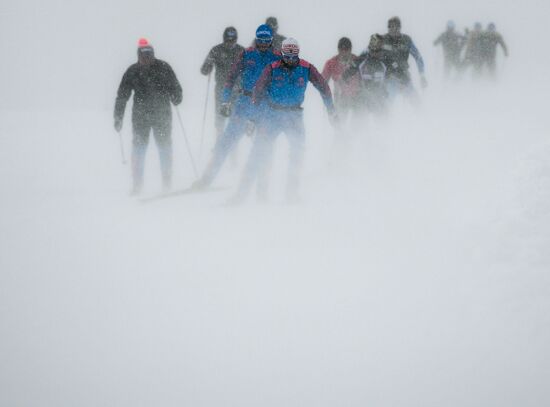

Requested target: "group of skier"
[
  {"left": 193, "top": 20, "right": 336, "bottom": 203},
  {"left": 322, "top": 16, "right": 427, "bottom": 125},
  {"left": 433, "top": 20, "right": 508, "bottom": 79},
  {"left": 113, "top": 15, "right": 507, "bottom": 203}
]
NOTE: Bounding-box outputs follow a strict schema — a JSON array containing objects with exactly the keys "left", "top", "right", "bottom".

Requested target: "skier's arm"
[
  {"left": 221, "top": 50, "right": 245, "bottom": 103},
  {"left": 321, "top": 59, "right": 333, "bottom": 82},
  {"left": 114, "top": 68, "right": 133, "bottom": 122},
  {"left": 342, "top": 51, "right": 367, "bottom": 81},
  {"left": 433, "top": 34, "right": 442, "bottom": 46},
  {"left": 166, "top": 64, "right": 183, "bottom": 105},
  {"left": 409, "top": 41, "right": 425, "bottom": 75},
  {"left": 309, "top": 65, "right": 335, "bottom": 113},
  {"left": 252, "top": 65, "right": 272, "bottom": 104},
  {"left": 498, "top": 35, "right": 509, "bottom": 57},
  {"left": 200, "top": 48, "right": 216, "bottom": 76}
]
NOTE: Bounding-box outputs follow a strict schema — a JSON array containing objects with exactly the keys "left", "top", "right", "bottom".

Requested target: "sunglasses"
[{"left": 256, "top": 38, "right": 272, "bottom": 45}]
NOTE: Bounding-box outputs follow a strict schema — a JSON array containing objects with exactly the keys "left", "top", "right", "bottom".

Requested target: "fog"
[{"left": 1, "top": 0, "right": 549, "bottom": 406}]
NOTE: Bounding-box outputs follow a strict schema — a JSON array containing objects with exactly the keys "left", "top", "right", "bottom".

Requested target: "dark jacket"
[
  {"left": 201, "top": 43, "right": 245, "bottom": 90},
  {"left": 434, "top": 30, "right": 465, "bottom": 58},
  {"left": 114, "top": 59, "right": 182, "bottom": 123},
  {"left": 381, "top": 34, "right": 425, "bottom": 79}
]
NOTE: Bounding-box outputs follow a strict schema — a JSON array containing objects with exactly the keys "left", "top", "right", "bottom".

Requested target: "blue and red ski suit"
[
  {"left": 200, "top": 46, "right": 281, "bottom": 185},
  {"left": 236, "top": 59, "right": 335, "bottom": 200}
]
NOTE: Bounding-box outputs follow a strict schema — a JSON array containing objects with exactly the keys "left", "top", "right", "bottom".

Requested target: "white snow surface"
[{"left": 1, "top": 1, "right": 550, "bottom": 406}]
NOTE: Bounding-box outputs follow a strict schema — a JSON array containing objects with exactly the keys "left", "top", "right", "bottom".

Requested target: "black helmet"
[
  {"left": 388, "top": 16, "right": 401, "bottom": 30},
  {"left": 223, "top": 26, "right": 238, "bottom": 42},
  {"left": 338, "top": 37, "right": 352, "bottom": 51},
  {"left": 368, "top": 34, "right": 383, "bottom": 52},
  {"left": 265, "top": 16, "right": 278, "bottom": 31}
]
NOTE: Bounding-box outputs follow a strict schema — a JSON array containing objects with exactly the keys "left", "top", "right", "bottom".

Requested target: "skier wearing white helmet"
[{"left": 229, "top": 38, "right": 337, "bottom": 204}]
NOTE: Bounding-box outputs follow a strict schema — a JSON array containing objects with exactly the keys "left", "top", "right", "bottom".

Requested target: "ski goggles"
[
  {"left": 255, "top": 37, "right": 273, "bottom": 45},
  {"left": 138, "top": 46, "right": 154, "bottom": 55}
]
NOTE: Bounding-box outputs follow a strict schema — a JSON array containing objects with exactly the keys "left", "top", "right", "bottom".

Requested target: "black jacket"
[
  {"left": 201, "top": 43, "right": 245, "bottom": 88},
  {"left": 114, "top": 59, "right": 182, "bottom": 122}
]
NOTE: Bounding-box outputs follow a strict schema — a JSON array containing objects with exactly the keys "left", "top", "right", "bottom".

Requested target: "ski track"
[{"left": 1, "top": 1, "right": 550, "bottom": 405}]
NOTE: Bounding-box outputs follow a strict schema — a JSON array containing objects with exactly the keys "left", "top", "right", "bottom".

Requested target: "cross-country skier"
[
  {"left": 230, "top": 38, "right": 337, "bottom": 204},
  {"left": 480, "top": 23, "right": 508, "bottom": 77},
  {"left": 433, "top": 20, "right": 465, "bottom": 78},
  {"left": 201, "top": 27, "right": 245, "bottom": 139},
  {"left": 358, "top": 34, "right": 389, "bottom": 115},
  {"left": 322, "top": 37, "right": 362, "bottom": 124},
  {"left": 249, "top": 17, "right": 287, "bottom": 51},
  {"left": 192, "top": 24, "right": 281, "bottom": 190},
  {"left": 340, "top": 34, "right": 389, "bottom": 117},
  {"left": 463, "top": 22, "right": 485, "bottom": 77},
  {"left": 114, "top": 38, "right": 182, "bottom": 195},
  {"left": 265, "top": 17, "right": 286, "bottom": 51},
  {"left": 382, "top": 16, "right": 427, "bottom": 102}
]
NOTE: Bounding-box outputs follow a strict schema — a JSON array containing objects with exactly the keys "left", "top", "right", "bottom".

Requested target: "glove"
[
  {"left": 171, "top": 94, "right": 182, "bottom": 106},
  {"left": 114, "top": 118, "right": 123, "bottom": 132},
  {"left": 220, "top": 102, "right": 232, "bottom": 118},
  {"left": 420, "top": 75, "right": 428, "bottom": 89}
]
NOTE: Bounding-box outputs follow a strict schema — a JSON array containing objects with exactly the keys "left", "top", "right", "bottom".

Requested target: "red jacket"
[{"left": 322, "top": 54, "right": 361, "bottom": 101}]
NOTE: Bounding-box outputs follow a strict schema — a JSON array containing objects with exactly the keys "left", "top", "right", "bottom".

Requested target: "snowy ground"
[{"left": 1, "top": 1, "right": 550, "bottom": 406}]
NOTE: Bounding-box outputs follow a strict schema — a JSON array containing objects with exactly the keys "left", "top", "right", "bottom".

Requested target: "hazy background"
[{"left": 1, "top": 0, "right": 549, "bottom": 406}]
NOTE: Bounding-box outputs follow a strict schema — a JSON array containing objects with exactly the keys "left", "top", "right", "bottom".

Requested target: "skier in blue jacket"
[
  {"left": 193, "top": 24, "right": 281, "bottom": 189},
  {"left": 231, "top": 38, "right": 337, "bottom": 204}
]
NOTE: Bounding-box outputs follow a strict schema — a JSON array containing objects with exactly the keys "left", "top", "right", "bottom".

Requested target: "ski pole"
[
  {"left": 198, "top": 72, "right": 211, "bottom": 161},
  {"left": 175, "top": 107, "right": 199, "bottom": 179},
  {"left": 117, "top": 130, "right": 127, "bottom": 165}
]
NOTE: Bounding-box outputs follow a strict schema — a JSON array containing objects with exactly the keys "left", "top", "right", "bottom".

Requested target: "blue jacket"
[
  {"left": 222, "top": 47, "right": 281, "bottom": 103},
  {"left": 253, "top": 60, "right": 334, "bottom": 111}
]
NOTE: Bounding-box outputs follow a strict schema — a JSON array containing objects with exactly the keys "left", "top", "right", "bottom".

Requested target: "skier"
[
  {"left": 433, "top": 20, "right": 465, "bottom": 78},
  {"left": 231, "top": 38, "right": 337, "bottom": 204},
  {"left": 265, "top": 17, "right": 286, "bottom": 51},
  {"left": 463, "top": 22, "right": 485, "bottom": 77},
  {"left": 192, "top": 24, "right": 281, "bottom": 190},
  {"left": 357, "top": 34, "right": 389, "bottom": 115},
  {"left": 114, "top": 38, "right": 182, "bottom": 195},
  {"left": 382, "top": 16, "right": 427, "bottom": 102},
  {"left": 322, "top": 37, "right": 362, "bottom": 125},
  {"left": 480, "top": 23, "right": 508, "bottom": 77},
  {"left": 201, "top": 27, "right": 245, "bottom": 139}
]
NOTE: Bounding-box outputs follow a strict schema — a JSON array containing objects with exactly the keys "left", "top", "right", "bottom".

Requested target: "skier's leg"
[
  {"left": 232, "top": 107, "right": 277, "bottom": 203},
  {"left": 131, "top": 120, "right": 151, "bottom": 194},
  {"left": 232, "top": 129, "right": 276, "bottom": 203},
  {"left": 285, "top": 111, "right": 306, "bottom": 202},
  {"left": 214, "top": 87, "right": 226, "bottom": 139},
  {"left": 254, "top": 128, "right": 278, "bottom": 202},
  {"left": 385, "top": 76, "right": 401, "bottom": 104},
  {"left": 443, "top": 57, "right": 451, "bottom": 79},
  {"left": 199, "top": 113, "right": 247, "bottom": 187},
  {"left": 487, "top": 57, "right": 497, "bottom": 78},
  {"left": 153, "top": 115, "right": 173, "bottom": 191}
]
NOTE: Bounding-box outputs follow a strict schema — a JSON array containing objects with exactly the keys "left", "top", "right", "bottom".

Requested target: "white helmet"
[{"left": 281, "top": 38, "right": 300, "bottom": 56}]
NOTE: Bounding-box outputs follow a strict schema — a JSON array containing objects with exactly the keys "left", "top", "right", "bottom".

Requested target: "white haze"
[{"left": 1, "top": 0, "right": 549, "bottom": 406}]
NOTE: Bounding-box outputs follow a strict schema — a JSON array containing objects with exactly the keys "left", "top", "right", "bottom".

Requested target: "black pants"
[{"left": 131, "top": 113, "right": 172, "bottom": 190}]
